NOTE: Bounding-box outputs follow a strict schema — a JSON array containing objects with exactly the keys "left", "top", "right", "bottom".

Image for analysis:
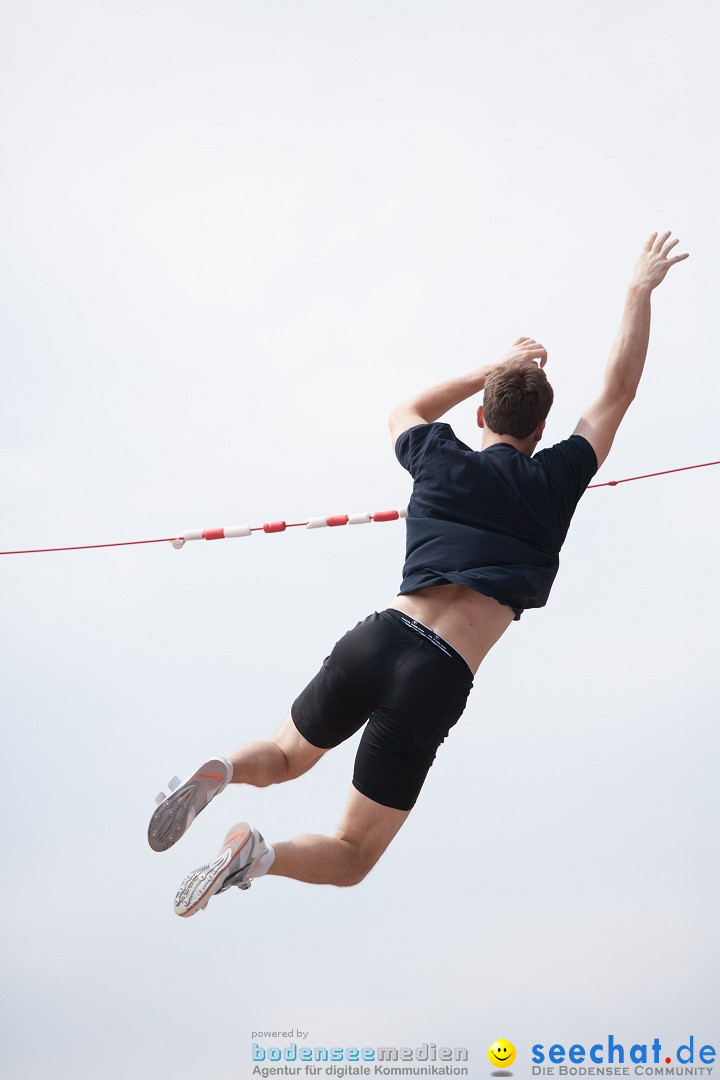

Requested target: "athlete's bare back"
[{"left": 389, "top": 585, "right": 514, "bottom": 674}]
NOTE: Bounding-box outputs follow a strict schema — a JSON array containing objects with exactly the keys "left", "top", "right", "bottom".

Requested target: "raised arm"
[
  {"left": 388, "top": 337, "right": 547, "bottom": 447},
  {"left": 574, "top": 231, "right": 689, "bottom": 468}
]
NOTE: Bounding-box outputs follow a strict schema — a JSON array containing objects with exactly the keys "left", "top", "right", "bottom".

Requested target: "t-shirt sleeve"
[
  {"left": 394, "top": 422, "right": 444, "bottom": 478},
  {"left": 535, "top": 434, "right": 599, "bottom": 510}
]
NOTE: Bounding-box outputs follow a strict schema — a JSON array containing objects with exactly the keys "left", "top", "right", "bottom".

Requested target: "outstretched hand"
[{"left": 631, "top": 231, "right": 689, "bottom": 291}]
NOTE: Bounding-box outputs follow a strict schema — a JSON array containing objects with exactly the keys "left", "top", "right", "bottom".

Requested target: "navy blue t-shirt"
[{"left": 395, "top": 422, "right": 598, "bottom": 619}]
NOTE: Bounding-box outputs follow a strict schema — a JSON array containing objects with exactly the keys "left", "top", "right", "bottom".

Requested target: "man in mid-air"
[{"left": 148, "top": 231, "right": 688, "bottom": 916}]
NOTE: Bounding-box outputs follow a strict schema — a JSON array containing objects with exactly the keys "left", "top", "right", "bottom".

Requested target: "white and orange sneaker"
[
  {"left": 148, "top": 758, "right": 232, "bottom": 852},
  {"left": 173, "top": 823, "right": 272, "bottom": 917}
]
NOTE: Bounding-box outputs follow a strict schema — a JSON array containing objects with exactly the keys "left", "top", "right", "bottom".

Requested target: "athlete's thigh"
[
  {"left": 352, "top": 645, "right": 474, "bottom": 812},
  {"left": 270, "top": 711, "right": 329, "bottom": 780},
  {"left": 335, "top": 785, "right": 411, "bottom": 872},
  {"left": 289, "top": 612, "right": 392, "bottom": 751}
]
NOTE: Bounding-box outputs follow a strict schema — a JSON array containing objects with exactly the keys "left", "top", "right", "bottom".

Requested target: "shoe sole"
[
  {"left": 147, "top": 758, "right": 230, "bottom": 852},
  {"left": 174, "top": 822, "right": 256, "bottom": 918}
]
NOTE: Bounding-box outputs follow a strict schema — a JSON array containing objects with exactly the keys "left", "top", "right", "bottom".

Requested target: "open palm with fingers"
[{"left": 632, "top": 231, "right": 689, "bottom": 291}]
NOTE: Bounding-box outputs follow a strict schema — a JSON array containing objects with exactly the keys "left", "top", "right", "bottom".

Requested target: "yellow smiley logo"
[{"left": 488, "top": 1039, "right": 516, "bottom": 1069}]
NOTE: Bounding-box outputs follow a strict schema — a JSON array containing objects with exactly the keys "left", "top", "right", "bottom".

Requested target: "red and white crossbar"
[
  {"left": 171, "top": 509, "right": 407, "bottom": 548},
  {"left": 1, "top": 460, "right": 718, "bottom": 556}
]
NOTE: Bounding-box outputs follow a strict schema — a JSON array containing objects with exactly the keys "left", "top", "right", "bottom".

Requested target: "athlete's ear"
[
  {"left": 476, "top": 405, "right": 484, "bottom": 428},
  {"left": 534, "top": 419, "right": 546, "bottom": 443}
]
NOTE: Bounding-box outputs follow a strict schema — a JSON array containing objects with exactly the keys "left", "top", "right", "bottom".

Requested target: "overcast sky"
[{"left": 1, "top": 2, "right": 718, "bottom": 1079}]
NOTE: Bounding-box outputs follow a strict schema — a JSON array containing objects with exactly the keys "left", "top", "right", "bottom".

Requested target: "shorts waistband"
[{"left": 381, "top": 609, "right": 473, "bottom": 675}]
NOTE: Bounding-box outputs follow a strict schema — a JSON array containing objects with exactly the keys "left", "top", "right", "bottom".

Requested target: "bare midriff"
[{"left": 388, "top": 583, "right": 515, "bottom": 675}]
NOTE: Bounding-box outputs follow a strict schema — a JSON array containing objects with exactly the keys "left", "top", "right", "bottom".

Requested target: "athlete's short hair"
[{"left": 482, "top": 361, "right": 554, "bottom": 439}]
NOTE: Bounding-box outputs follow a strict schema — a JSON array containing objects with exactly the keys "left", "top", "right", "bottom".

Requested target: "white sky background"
[{"left": 1, "top": 1, "right": 718, "bottom": 1077}]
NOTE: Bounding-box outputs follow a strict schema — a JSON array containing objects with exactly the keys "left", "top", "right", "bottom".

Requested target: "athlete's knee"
[
  {"left": 333, "top": 842, "right": 379, "bottom": 887},
  {"left": 333, "top": 864, "right": 370, "bottom": 888},
  {"left": 228, "top": 740, "right": 289, "bottom": 787},
  {"left": 270, "top": 715, "right": 326, "bottom": 782},
  {"left": 268, "top": 742, "right": 320, "bottom": 783},
  {"left": 269, "top": 743, "right": 291, "bottom": 783}
]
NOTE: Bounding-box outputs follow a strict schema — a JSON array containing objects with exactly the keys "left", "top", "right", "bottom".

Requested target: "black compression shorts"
[{"left": 291, "top": 609, "right": 474, "bottom": 811}]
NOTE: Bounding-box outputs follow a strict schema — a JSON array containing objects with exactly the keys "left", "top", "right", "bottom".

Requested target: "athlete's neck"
[
  {"left": 481, "top": 431, "right": 536, "bottom": 455},
  {"left": 478, "top": 417, "right": 545, "bottom": 456}
]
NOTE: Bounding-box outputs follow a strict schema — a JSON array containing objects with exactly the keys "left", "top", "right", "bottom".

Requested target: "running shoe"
[
  {"left": 173, "top": 822, "right": 270, "bottom": 917},
  {"left": 147, "top": 757, "right": 232, "bottom": 852}
]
